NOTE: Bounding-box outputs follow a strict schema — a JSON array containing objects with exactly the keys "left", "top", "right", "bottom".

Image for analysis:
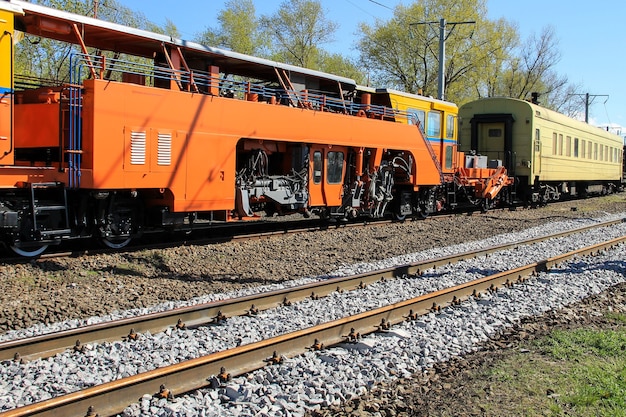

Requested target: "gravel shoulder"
[{"left": 1, "top": 195, "right": 625, "bottom": 334}]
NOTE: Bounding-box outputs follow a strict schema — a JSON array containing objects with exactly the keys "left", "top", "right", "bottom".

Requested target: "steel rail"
[
  {"left": 1, "top": 217, "right": 623, "bottom": 363},
  {"left": 2, "top": 233, "right": 625, "bottom": 417}
]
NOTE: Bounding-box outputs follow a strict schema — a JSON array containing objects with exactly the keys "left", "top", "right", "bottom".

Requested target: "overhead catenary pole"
[
  {"left": 411, "top": 19, "right": 475, "bottom": 101},
  {"left": 569, "top": 92, "right": 609, "bottom": 123}
]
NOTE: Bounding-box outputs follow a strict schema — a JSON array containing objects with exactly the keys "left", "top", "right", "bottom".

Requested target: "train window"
[
  {"left": 446, "top": 115, "right": 455, "bottom": 139},
  {"left": 409, "top": 109, "right": 426, "bottom": 133},
  {"left": 327, "top": 151, "right": 344, "bottom": 184},
  {"left": 313, "top": 151, "right": 322, "bottom": 184},
  {"left": 600, "top": 144, "right": 604, "bottom": 161},
  {"left": 581, "top": 140, "right": 586, "bottom": 158},
  {"left": 573, "top": 138, "right": 579, "bottom": 158},
  {"left": 594, "top": 143, "right": 598, "bottom": 160},
  {"left": 445, "top": 146, "right": 453, "bottom": 169},
  {"left": 552, "top": 133, "right": 557, "bottom": 155},
  {"left": 427, "top": 111, "right": 441, "bottom": 137},
  {"left": 489, "top": 129, "right": 502, "bottom": 137},
  {"left": 605, "top": 145, "right": 609, "bottom": 161},
  {"left": 566, "top": 136, "right": 571, "bottom": 157},
  {"left": 558, "top": 134, "right": 563, "bottom": 155}
]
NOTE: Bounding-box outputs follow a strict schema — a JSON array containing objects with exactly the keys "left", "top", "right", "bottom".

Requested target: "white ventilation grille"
[
  {"left": 157, "top": 132, "right": 172, "bottom": 166},
  {"left": 130, "top": 131, "right": 146, "bottom": 165}
]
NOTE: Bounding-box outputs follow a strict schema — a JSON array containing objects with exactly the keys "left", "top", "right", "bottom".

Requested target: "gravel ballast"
[
  {"left": 0, "top": 196, "right": 624, "bottom": 415},
  {"left": 0, "top": 196, "right": 624, "bottom": 416}
]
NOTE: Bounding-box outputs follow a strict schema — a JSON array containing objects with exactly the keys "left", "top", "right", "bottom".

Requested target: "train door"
[
  {"left": 469, "top": 114, "right": 514, "bottom": 171},
  {"left": 308, "top": 145, "right": 346, "bottom": 208},
  {"left": 477, "top": 122, "right": 505, "bottom": 162}
]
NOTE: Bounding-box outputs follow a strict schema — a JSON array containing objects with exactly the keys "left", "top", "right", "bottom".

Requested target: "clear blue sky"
[{"left": 118, "top": 0, "right": 625, "bottom": 131}]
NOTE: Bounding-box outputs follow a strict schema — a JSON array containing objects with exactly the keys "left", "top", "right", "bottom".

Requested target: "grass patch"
[
  {"left": 475, "top": 314, "right": 626, "bottom": 417},
  {"left": 534, "top": 326, "right": 626, "bottom": 415}
]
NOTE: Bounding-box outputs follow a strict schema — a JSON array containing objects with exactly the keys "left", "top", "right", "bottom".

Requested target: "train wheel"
[
  {"left": 97, "top": 193, "right": 141, "bottom": 250},
  {"left": 100, "top": 236, "right": 132, "bottom": 249},
  {"left": 394, "top": 212, "right": 407, "bottom": 221},
  {"left": 10, "top": 244, "right": 48, "bottom": 258}
]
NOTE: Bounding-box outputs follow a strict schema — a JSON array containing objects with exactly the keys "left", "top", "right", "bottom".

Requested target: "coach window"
[
  {"left": 327, "top": 151, "right": 344, "bottom": 184},
  {"left": 446, "top": 114, "right": 455, "bottom": 139},
  {"left": 409, "top": 109, "right": 426, "bottom": 133},
  {"left": 566, "top": 136, "right": 571, "bottom": 157},
  {"left": 573, "top": 138, "right": 579, "bottom": 157},
  {"left": 427, "top": 111, "right": 441, "bottom": 137},
  {"left": 445, "top": 146, "right": 453, "bottom": 169},
  {"left": 600, "top": 144, "right": 604, "bottom": 161},
  {"left": 313, "top": 151, "right": 322, "bottom": 184},
  {"left": 610, "top": 147, "right": 614, "bottom": 162},
  {"left": 594, "top": 143, "right": 598, "bottom": 160},
  {"left": 588, "top": 142, "right": 593, "bottom": 159},
  {"left": 581, "top": 140, "right": 586, "bottom": 158},
  {"left": 552, "top": 133, "right": 557, "bottom": 155}
]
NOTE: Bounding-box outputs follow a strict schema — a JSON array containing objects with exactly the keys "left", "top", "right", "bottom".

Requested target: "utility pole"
[
  {"left": 570, "top": 93, "right": 609, "bottom": 123},
  {"left": 411, "top": 19, "right": 475, "bottom": 101}
]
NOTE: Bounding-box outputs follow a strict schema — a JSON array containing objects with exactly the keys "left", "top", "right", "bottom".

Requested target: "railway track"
[
  {"left": 0, "top": 217, "right": 624, "bottom": 416},
  {"left": 1, "top": 217, "right": 622, "bottom": 363}
]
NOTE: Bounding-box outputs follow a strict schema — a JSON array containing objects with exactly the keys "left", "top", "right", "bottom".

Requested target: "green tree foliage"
[
  {"left": 260, "top": 0, "right": 337, "bottom": 68},
  {"left": 357, "top": 0, "right": 514, "bottom": 103},
  {"left": 356, "top": 0, "right": 578, "bottom": 112},
  {"left": 14, "top": 0, "right": 169, "bottom": 83},
  {"left": 259, "top": 0, "right": 363, "bottom": 80},
  {"left": 195, "top": 0, "right": 267, "bottom": 56}
]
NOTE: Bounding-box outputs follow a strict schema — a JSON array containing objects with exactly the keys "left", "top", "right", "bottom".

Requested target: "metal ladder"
[{"left": 29, "top": 182, "right": 71, "bottom": 239}]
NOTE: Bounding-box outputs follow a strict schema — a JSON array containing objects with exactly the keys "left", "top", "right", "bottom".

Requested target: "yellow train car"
[
  {"left": 365, "top": 88, "right": 459, "bottom": 175},
  {"left": 459, "top": 97, "right": 624, "bottom": 203},
  {"left": 0, "top": 1, "right": 22, "bottom": 165}
]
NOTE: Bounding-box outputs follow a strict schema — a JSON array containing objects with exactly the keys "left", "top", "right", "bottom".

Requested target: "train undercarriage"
[{"left": 0, "top": 147, "right": 515, "bottom": 257}]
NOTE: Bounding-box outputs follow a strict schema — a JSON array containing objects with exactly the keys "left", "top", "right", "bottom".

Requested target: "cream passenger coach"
[{"left": 459, "top": 97, "right": 624, "bottom": 203}]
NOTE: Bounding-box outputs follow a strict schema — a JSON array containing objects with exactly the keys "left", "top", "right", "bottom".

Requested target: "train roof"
[
  {"left": 376, "top": 88, "right": 458, "bottom": 108},
  {"left": 6, "top": 0, "right": 357, "bottom": 91},
  {"left": 461, "top": 97, "right": 624, "bottom": 144}
]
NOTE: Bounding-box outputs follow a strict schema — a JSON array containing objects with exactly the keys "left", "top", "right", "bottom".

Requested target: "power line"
[
  {"left": 343, "top": 0, "right": 377, "bottom": 18},
  {"left": 367, "top": 0, "right": 394, "bottom": 11}
]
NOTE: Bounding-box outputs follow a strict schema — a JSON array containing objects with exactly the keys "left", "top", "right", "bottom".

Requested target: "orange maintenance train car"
[{"left": 0, "top": 0, "right": 510, "bottom": 256}]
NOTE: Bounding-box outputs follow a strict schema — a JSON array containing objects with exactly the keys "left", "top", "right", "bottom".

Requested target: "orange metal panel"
[{"left": 14, "top": 103, "right": 60, "bottom": 148}]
